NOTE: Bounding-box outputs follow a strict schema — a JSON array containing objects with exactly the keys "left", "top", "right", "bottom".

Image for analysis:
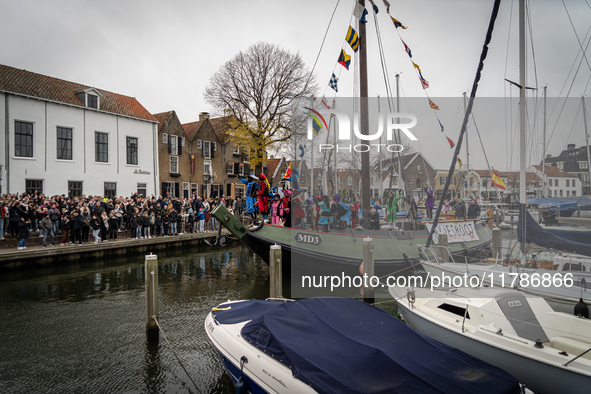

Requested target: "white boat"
[
  {"left": 205, "top": 297, "right": 523, "bottom": 394},
  {"left": 390, "top": 285, "right": 591, "bottom": 394},
  {"left": 418, "top": 245, "right": 590, "bottom": 317}
]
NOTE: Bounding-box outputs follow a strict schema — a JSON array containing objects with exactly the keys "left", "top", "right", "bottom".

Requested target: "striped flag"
[
  {"left": 491, "top": 170, "right": 506, "bottom": 190},
  {"left": 429, "top": 99, "right": 439, "bottom": 110},
  {"left": 345, "top": 26, "right": 359, "bottom": 52},
  {"left": 402, "top": 40, "right": 412, "bottom": 58}
]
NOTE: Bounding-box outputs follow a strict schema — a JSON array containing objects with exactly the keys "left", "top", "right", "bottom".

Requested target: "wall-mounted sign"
[{"left": 134, "top": 169, "right": 151, "bottom": 175}]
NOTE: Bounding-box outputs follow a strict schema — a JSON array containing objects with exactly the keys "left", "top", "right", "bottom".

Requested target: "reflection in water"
[{"left": 0, "top": 245, "right": 268, "bottom": 394}]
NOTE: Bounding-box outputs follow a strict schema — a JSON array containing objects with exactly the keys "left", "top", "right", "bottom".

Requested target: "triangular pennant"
[
  {"left": 402, "top": 40, "right": 412, "bottom": 58},
  {"left": 438, "top": 119, "right": 444, "bottom": 132},
  {"left": 382, "top": 0, "right": 391, "bottom": 14},
  {"left": 391, "top": 16, "right": 407, "bottom": 29},
  {"left": 446, "top": 136, "right": 455, "bottom": 149}
]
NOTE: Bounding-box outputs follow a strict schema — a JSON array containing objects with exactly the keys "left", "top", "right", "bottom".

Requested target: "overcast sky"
[{"left": 2, "top": 0, "right": 591, "bottom": 171}]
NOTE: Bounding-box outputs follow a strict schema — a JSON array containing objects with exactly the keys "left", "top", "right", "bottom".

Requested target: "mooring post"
[
  {"left": 557, "top": 206, "right": 561, "bottom": 218},
  {"left": 495, "top": 208, "right": 500, "bottom": 226},
  {"left": 578, "top": 205, "right": 581, "bottom": 217},
  {"left": 145, "top": 254, "right": 159, "bottom": 340},
  {"left": 362, "top": 238, "right": 375, "bottom": 304},
  {"left": 492, "top": 228, "right": 502, "bottom": 262},
  {"left": 269, "top": 245, "right": 282, "bottom": 298},
  {"left": 438, "top": 233, "right": 449, "bottom": 262}
]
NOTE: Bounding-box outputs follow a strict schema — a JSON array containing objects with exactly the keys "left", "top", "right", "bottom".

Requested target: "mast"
[
  {"left": 396, "top": 73, "right": 403, "bottom": 198},
  {"left": 519, "top": 0, "right": 526, "bottom": 263},
  {"left": 584, "top": 96, "right": 591, "bottom": 195},
  {"left": 310, "top": 96, "right": 314, "bottom": 198},
  {"left": 378, "top": 95, "right": 383, "bottom": 200},
  {"left": 463, "top": 91, "right": 469, "bottom": 199},
  {"left": 542, "top": 86, "right": 547, "bottom": 197},
  {"left": 358, "top": 0, "right": 370, "bottom": 212}
]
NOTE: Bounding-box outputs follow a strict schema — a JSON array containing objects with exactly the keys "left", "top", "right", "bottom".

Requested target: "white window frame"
[
  {"left": 239, "top": 163, "right": 245, "bottom": 176},
  {"left": 163, "top": 133, "right": 168, "bottom": 143},
  {"left": 232, "top": 146, "right": 240, "bottom": 155},
  {"left": 203, "top": 141, "right": 211, "bottom": 159},
  {"left": 181, "top": 137, "right": 185, "bottom": 146},
  {"left": 348, "top": 176, "right": 352, "bottom": 186},
  {"left": 204, "top": 160, "right": 212, "bottom": 175},
  {"left": 227, "top": 162, "right": 235, "bottom": 175},
  {"left": 212, "top": 141, "right": 217, "bottom": 151},
  {"left": 580, "top": 161, "right": 588, "bottom": 169},
  {"left": 170, "top": 156, "right": 178, "bottom": 173},
  {"left": 170, "top": 135, "right": 178, "bottom": 155}
]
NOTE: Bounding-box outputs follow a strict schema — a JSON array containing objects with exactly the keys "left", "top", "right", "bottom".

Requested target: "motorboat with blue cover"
[{"left": 205, "top": 297, "right": 522, "bottom": 393}]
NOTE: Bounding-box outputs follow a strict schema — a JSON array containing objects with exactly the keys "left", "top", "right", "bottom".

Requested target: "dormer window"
[
  {"left": 87, "top": 94, "right": 98, "bottom": 109},
  {"left": 75, "top": 88, "right": 101, "bottom": 109}
]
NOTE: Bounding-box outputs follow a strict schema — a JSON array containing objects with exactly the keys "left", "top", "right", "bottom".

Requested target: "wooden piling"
[
  {"left": 492, "top": 228, "right": 502, "bottom": 261},
  {"left": 145, "top": 254, "right": 159, "bottom": 340},
  {"left": 438, "top": 233, "right": 449, "bottom": 262},
  {"left": 578, "top": 205, "right": 581, "bottom": 217},
  {"left": 269, "top": 245, "right": 282, "bottom": 298},
  {"left": 362, "top": 238, "right": 375, "bottom": 304},
  {"left": 557, "top": 206, "right": 561, "bottom": 218}
]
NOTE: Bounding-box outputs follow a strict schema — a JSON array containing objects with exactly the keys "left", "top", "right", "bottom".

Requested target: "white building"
[
  {"left": 0, "top": 64, "right": 159, "bottom": 197},
  {"left": 529, "top": 165, "right": 582, "bottom": 198}
]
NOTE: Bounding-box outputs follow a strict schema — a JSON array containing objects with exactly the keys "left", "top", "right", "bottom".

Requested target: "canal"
[{"left": 0, "top": 245, "right": 270, "bottom": 394}]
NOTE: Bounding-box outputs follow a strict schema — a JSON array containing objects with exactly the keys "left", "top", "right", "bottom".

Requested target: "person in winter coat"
[
  {"left": 454, "top": 199, "right": 467, "bottom": 221},
  {"left": 108, "top": 211, "right": 118, "bottom": 240},
  {"left": 368, "top": 208, "right": 381, "bottom": 230},
  {"left": 169, "top": 209, "right": 178, "bottom": 236},
  {"left": 39, "top": 212, "right": 54, "bottom": 247},
  {"left": 240, "top": 175, "right": 258, "bottom": 220},
  {"left": 59, "top": 211, "right": 70, "bottom": 246},
  {"left": 128, "top": 214, "right": 138, "bottom": 239},
  {"left": 141, "top": 211, "right": 151, "bottom": 239},
  {"left": 99, "top": 211, "right": 109, "bottom": 242},
  {"left": 48, "top": 204, "right": 61, "bottom": 235},
  {"left": 150, "top": 211, "right": 156, "bottom": 237},
  {"left": 350, "top": 199, "right": 360, "bottom": 229},
  {"left": 8, "top": 201, "right": 23, "bottom": 238},
  {"left": 90, "top": 214, "right": 101, "bottom": 243},
  {"left": 293, "top": 196, "right": 306, "bottom": 228},
  {"left": 17, "top": 216, "right": 30, "bottom": 250},
  {"left": 257, "top": 174, "right": 271, "bottom": 220},
  {"left": 154, "top": 213, "right": 162, "bottom": 237},
  {"left": 70, "top": 211, "right": 83, "bottom": 245},
  {"left": 80, "top": 208, "right": 91, "bottom": 243},
  {"left": 162, "top": 213, "right": 170, "bottom": 236},
  {"left": 197, "top": 207, "right": 205, "bottom": 233},
  {"left": 467, "top": 200, "right": 481, "bottom": 220}
]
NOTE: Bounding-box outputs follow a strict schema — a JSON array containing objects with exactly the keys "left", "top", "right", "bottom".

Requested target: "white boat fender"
[
  {"left": 236, "top": 356, "right": 249, "bottom": 394},
  {"left": 574, "top": 298, "right": 589, "bottom": 319}
]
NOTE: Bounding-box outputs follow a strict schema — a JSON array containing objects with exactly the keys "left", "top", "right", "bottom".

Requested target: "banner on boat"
[{"left": 425, "top": 221, "right": 479, "bottom": 244}]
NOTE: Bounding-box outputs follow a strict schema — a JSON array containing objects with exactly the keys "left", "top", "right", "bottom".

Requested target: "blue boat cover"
[
  {"left": 527, "top": 196, "right": 591, "bottom": 212},
  {"left": 214, "top": 298, "right": 519, "bottom": 394},
  {"left": 518, "top": 205, "right": 591, "bottom": 257}
]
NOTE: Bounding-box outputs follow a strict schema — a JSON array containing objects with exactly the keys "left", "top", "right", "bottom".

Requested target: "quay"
[{"left": 0, "top": 229, "right": 232, "bottom": 270}]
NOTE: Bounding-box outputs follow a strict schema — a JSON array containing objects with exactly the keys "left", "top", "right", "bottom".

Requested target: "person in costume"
[
  {"left": 318, "top": 195, "right": 332, "bottom": 232},
  {"left": 257, "top": 174, "right": 271, "bottom": 220},
  {"left": 281, "top": 189, "right": 292, "bottom": 228},
  {"left": 239, "top": 174, "right": 258, "bottom": 220},
  {"left": 386, "top": 191, "right": 401, "bottom": 229},
  {"left": 424, "top": 188, "right": 434, "bottom": 219}
]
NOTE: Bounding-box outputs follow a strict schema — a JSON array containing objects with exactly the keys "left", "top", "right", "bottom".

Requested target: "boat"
[
  {"left": 212, "top": 204, "right": 491, "bottom": 278},
  {"left": 205, "top": 297, "right": 523, "bottom": 394},
  {"left": 390, "top": 285, "right": 591, "bottom": 394},
  {"left": 417, "top": 245, "right": 591, "bottom": 317}
]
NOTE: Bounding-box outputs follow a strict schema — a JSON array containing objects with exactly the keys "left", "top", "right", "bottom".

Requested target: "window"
[
  {"left": 104, "top": 182, "right": 117, "bottom": 199},
  {"left": 170, "top": 135, "right": 178, "bottom": 155},
  {"left": 57, "top": 127, "right": 73, "bottom": 160},
  {"left": 204, "top": 160, "right": 211, "bottom": 175},
  {"left": 68, "top": 181, "right": 82, "bottom": 197},
  {"left": 555, "top": 179, "right": 559, "bottom": 187},
  {"left": 548, "top": 179, "right": 553, "bottom": 187},
  {"left": 163, "top": 133, "right": 168, "bottom": 143},
  {"left": 566, "top": 179, "right": 570, "bottom": 187},
  {"left": 183, "top": 182, "right": 190, "bottom": 199},
  {"left": 212, "top": 142, "right": 217, "bottom": 151},
  {"left": 191, "top": 183, "right": 198, "bottom": 196},
  {"left": 348, "top": 176, "right": 352, "bottom": 186},
  {"left": 15, "top": 121, "right": 33, "bottom": 157},
  {"left": 417, "top": 165, "right": 421, "bottom": 171},
  {"left": 162, "top": 181, "right": 176, "bottom": 198},
  {"left": 409, "top": 177, "right": 414, "bottom": 184},
  {"left": 580, "top": 161, "right": 588, "bottom": 169},
  {"left": 560, "top": 189, "right": 563, "bottom": 197},
  {"left": 26, "top": 179, "right": 43, "bottom": 194},
  {"left": 211, "top": 184, "right": 222, "bottom": 198},
  {"left": 239, "top": 163, "right": 245, "bottom": 176},
  {"left": 582, "top": 174, "right": 590, "bottom": 185},
  {"left": 233, "top": 146, "right": 240, "bottom": 155},
  {"left": 573, "top": 191, "right": 577, "bottom": 196},
  {"left": 137, "top": 183, "right": 147, "bottom": 197},
  {"left": 126, "top": 137, "right": 138, "bottom": 165},
  {"left": 235, "top": 184, "right": 245, "bottom": 198},
  {"left": 95, "top": 132, "right": 108, "bottom": 163},
  {"left": 301, "top": 171, "right": 306, "bottom": 183},
  {"left": 170, "top": 156, "right": 178, "bottom": 173},
  {"left": 567, "top": 191, "right": 570, "bottom": 196},
  {"left": 181, "top": 137, "right": 185, "bottom": 146},
  {"left": 554, "top": 190, "right": 558, "bottom": 197},
  {"left": 227, "top": 162, "right": 235, "bottom": 175},
  {"left": 203, "top": 141, "right": 211, "bottom": 159},
  {"left": 198, "top": 139, "right": 202, "bottom": 149},
  {"left": 557, "top": 162, "right": 564, "bottom": 169},
  {"left": 87, "top": 94, "right": 98, "bottom": 109}
]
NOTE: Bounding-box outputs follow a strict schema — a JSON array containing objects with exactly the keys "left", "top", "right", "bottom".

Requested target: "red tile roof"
[
  {"left": 153, "top": 111, "right": 174, "bottom": 132},
  {"left": 533, "top": 165, "right": 577, "bottom": 178},
  {"left": 0, "top": 64, "right": 157, "bottom": 122},
  {"left": 266, "top": 158, "right": 282, "bottom": 178},
  {"left": 209, "top": 115, "right": 234, "bottom": 143},
  {"left": 182, "top": 120, "right": 205, "bottom": 143}
]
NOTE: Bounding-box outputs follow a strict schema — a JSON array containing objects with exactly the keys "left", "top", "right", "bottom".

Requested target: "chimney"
[
  {"left": 199, "top": 112, "right": 210, "bottom": 121},
  {"left": 568, "top": 143, "right": 576, "bottom": 151}
]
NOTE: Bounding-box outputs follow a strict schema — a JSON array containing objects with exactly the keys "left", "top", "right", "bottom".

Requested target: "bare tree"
[{"left": 204, "top": 42, "right": 317, "bottom": 169}]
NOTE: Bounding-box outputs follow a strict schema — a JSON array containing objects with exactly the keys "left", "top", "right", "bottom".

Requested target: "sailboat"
[{"left": 211, "top": 1, "right": 493, "bottom": 281}]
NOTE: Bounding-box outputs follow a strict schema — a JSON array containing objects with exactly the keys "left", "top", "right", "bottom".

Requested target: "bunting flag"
[
  {"left": 457, "top": 157, "right": 463, "bottom": 168},
  {"left": 446, "top": 136, "right": 455, "bottom": 148},
  {"left": 298, "top": 144, "right": 305, "bottom": 158},
  {"left": 391, "top": 16, "right": 407, "bottom": 29},
  {"left": 491, "top": 170, "right": 506, "bottom": 190},
  {"left": 429, "top": 99, "right": 439, "bottom": 110},
  {"left": 329, "top": 73, "right": 339, "bottom": 92},
  {"left": 402, "top": 40, "right": 412, "bottom": 58},
  {"left": 382, "top": 0, "right": 391, "bottom": 14},
  {"left": 353, "top": 3, "right": 368, "bottom": 23},
  {"left": 282, "top": 163, "right": 292, "bottom": 180},
  {"left": 321, "top": 96, "right": 331, "bottom": 109},
  {"left": 420, "top": 77, "right": 429, "bottom": 89},
  {"left": 412, "top": 61, "right": 421, "bottom": 72},
  {"left": 345, "top": 26, "right": 360, "bottom": 52},
  {"left": 438, "top": 119, "right": 444, "bottom": 132},
  {"left": 368, "top": 0, "right": 379, "bottom": 14},
  {"left": 337, "top": 49, "right": 351, "bottom": 70}
]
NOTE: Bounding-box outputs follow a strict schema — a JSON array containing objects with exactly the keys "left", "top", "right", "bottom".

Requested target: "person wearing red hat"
[{"left": 257, "top": 174, "right": 270, "bottom": 220}]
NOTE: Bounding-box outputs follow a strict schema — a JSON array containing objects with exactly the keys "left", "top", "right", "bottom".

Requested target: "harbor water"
[{"left": 0, "top": 245, "right": 270, "bottom": 394}]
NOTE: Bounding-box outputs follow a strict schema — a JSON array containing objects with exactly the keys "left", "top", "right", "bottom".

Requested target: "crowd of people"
[{"left": 0, "top": 190, "right": 253, "bottom": 250}]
